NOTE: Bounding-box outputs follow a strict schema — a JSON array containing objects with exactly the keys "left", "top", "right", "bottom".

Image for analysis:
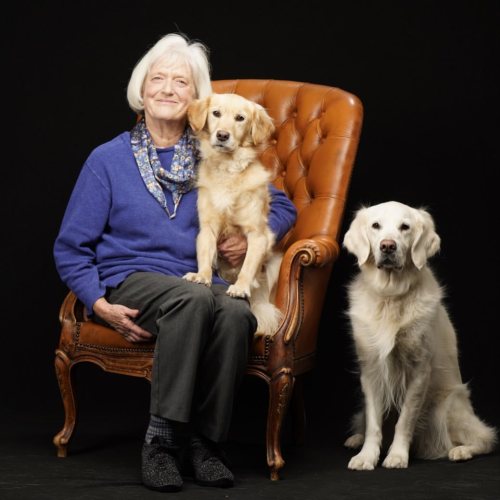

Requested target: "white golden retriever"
[
  {"left": 343, "top": 201, "right": 496, "bottom": 470},
  {"left": 183, "top": 93, "right": 283, "bottom": 336}
]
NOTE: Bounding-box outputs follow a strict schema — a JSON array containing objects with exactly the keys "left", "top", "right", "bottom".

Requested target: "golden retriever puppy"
[
  {"left": 183, "top": 93, "right": 283, "bottom": 336},
  {"left": 343, "top": 201, "right": 496, "bottom": 470}
]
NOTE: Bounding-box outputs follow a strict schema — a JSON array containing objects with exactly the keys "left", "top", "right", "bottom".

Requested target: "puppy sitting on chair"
[{"left": 183, "top": 93, "right": 283, "bottom": 336}]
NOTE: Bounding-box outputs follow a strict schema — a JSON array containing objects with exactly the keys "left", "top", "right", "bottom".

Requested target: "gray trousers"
[{"left": 102, "top": 272, "right": 256, "bottom": 442}]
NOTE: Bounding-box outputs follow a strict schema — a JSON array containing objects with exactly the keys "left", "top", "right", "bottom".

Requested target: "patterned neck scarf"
[{"left": 130, "top": 118, "right": 199, "bottom": 219}]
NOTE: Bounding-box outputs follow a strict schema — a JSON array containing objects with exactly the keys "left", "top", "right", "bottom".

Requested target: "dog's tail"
[
  {"left": 250, "top": 252, "right": 283, "bottom": 336},
  {"left": 414, "top": 383, "right": 497, "bottom": 459},
  {"left": 251, "top": 301, "right": 283, "bottom": 336}
]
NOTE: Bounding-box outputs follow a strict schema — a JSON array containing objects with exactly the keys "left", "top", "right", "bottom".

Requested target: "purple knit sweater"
[{"left": 53, "top": 131, "right": 297, "bottom": 312}]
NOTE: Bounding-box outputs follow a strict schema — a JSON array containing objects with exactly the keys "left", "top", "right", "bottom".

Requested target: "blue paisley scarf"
[{"left": 130, "top": 119, "right": 199, "bottom": 219}]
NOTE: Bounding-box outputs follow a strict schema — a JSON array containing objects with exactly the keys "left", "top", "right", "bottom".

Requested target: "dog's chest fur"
[
  {"left": 349, "top": 266, "right": 442, "bottom": 368},
  {"left": 196, "top": 153, "right": 271, "bottom": 230},
  {"left": 350, "top": 284, "right": 433, "bottom": 410}
]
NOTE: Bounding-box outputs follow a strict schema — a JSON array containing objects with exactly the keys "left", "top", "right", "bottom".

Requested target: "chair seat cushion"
[{"left": 70, "top": 320, "right": 271, "bottom": 362}]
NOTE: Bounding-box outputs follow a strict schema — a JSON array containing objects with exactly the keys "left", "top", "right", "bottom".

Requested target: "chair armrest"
[
  {"left": 274, "top": 236, "right": 340, "bottom": 343},
  {"left": 59, "top": 291, "right": 78, "bottom": 325},
  {"left": 284, "top": 235, "right": 340, "bottom": 268}
]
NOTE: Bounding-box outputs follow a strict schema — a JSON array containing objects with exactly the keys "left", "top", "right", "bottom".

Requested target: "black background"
[{"left": 5, "top": 1, "right": 499, "bottom": 443}]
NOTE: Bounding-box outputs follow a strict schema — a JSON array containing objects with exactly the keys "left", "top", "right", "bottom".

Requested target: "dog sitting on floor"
[
  {"left": 342, "top": 201, "right": 497, "bottom": 470},
  {"left": 183, "top": 93, "right": 283, "bottom": 336}
]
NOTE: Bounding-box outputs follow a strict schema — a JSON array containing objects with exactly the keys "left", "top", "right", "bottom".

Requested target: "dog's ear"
[
  {"left": 187, "top": 96, "right": 210, "bottom": 132},
  {"left": 411, "top": 208, "right": 441, "bottom": 270},
  {"left": 343, "top": 207, "right": 370, "bottom": 267},
  {"left": 251, "top": 104, "right": 275, "bottom": 146}
]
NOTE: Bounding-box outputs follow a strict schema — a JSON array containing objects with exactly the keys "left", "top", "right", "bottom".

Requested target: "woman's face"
[{"left": 142, "top": 56, "right": 196, "bottom": 124}]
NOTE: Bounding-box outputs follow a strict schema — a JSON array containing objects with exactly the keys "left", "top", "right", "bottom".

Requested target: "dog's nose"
[
  {"left": 380, "top": 239, "right": 397, "bottom": 254},
  {"left": 216, "top": 130, "right": 230, "bottom": 142}
]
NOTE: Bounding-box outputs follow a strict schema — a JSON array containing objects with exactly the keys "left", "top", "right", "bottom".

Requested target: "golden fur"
[
  {"left": 343, "top": 201, "right": 496, "bottom": 470},
  {"left": 183, "top": 93, "right": 283, "bottom": 336}
]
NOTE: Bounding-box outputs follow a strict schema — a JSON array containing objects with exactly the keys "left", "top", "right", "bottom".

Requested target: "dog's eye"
[
  {"left": 212, "top": 110, "right": 221, "bottom": 118},
  {"left": 372, "top": 222, "right": 380, "bottom": 229},
  {"left": 400, "top": 223, "right": 410, "bottom": 231},
  {"left": 235, "top": 114, "right": 245, "bottom": 122}
]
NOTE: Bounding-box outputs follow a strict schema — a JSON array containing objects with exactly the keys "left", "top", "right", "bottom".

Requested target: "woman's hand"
[
  {"left": 92, "top": 297, "right": 153, "bottom": 343},
  {"left": 217, "top": 234, "right": 247, "bottom": 267}
]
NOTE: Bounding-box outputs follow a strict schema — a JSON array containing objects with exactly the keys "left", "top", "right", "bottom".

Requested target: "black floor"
[{"left": 2, "top": 404, "right": 499, "bottom": 500}]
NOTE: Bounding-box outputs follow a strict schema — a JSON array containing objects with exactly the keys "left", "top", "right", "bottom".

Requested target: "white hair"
[{"left": 127, "top": 33, "right": 212, "bottom": 115}]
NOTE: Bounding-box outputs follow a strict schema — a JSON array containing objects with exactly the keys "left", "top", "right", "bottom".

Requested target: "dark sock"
[{"left": 145, "top": 414, "right": 176, "bottom": 446}]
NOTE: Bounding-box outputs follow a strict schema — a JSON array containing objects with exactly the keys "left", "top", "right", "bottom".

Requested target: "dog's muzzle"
[
  {"left": 376, "top": 256, "right": 403, "bottom": 270},
  {"left": 212, "top": 130, "right": 233, "bottom": 151},
  {"left": 376, "top": 239, "right": 403, "bottom": 270},
  {"left": 216, "top": 130, "right": 230, "bottom": 142}
]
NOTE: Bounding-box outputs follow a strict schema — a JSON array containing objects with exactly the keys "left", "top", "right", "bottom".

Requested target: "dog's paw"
[
  {"left": 347, "top": 451, "right": 379, "bottom": 471},
  {"left": 226, "top": 283, "right": 250, "bottom": 298},
  {"left": 448, "top": 445, "right": 473, "bottom": 462},
  {"left": 382, "top": 452, "right": 409, "bottom": 469},
  {"left": 344, "top": 434, "right": 364, "bottom": 449},
  {"left": 183, "top": 272, "right": 212, "bottom": 286}
]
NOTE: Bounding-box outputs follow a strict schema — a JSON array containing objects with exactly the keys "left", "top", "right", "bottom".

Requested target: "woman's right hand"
[{"left": 92, "top": 297, "right": 154, "bottom": 343}]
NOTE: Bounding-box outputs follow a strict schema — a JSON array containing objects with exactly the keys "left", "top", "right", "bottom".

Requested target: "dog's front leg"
[
  {"left": 226, "top": 231, "right": 267, "bottom": 298},
  {"left": 183, "top": 225, "right": 217, "bottom": 286},
  {"left": 382, "top": 360, "right": 431, "bottom": 469},
  {"left": 348, "top": 373, "right": 384, "bottom": 470}
]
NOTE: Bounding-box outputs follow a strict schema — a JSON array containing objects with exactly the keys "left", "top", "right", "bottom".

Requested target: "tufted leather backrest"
[{"left": 212, "top": 79, "right": 363, "bottom": 251}]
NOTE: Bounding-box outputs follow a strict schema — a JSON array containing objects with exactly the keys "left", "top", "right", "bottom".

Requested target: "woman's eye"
[
  {"left": 235, "top": 114, "right": 245, "bottom": 122},
  {"left": 213, "top": 110, "right": 221, "bottom": 117},
  {"left": 372, "top": 222, "right": 380, "bottom": 229},
  {"left": 400, "top": 223, "right": 410, "bottom": 231}
]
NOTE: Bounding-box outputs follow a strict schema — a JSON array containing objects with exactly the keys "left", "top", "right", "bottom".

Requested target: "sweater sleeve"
[
  {"left": 53, "top": 158, "right": 111, "bottom": 313},
  {"left": 268, "top": 184, "right": 297, "bottom": 242}
]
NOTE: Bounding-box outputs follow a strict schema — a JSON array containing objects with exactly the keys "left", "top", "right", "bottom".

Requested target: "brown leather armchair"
[{"left": 54, "top": 79, "right": 363, "bottom": 480}]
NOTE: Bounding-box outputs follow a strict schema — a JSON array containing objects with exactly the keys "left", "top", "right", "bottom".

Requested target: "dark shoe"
[
  {"left": 190, "top": 436, "right": 234, "bottom": 488},
  {"left": 142, "top": 437, "right": 183, "bottom": 492}
]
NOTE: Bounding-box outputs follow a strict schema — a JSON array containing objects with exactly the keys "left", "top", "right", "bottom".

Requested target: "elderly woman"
[{"left": 53, "top": 33, "right": 296, "bottom": 492}]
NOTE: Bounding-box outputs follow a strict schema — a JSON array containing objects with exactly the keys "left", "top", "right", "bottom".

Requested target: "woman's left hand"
[{"left": 218, "top": 234, "right": 247, "bottom": 267}]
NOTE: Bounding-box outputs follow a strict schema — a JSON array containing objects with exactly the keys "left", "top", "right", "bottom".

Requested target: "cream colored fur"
[
  {"left": 343, "top": 201, "right": 496, "bottom": 470},
  {"left": 183, "top": 93, "right": 283, "bottom": 336}
]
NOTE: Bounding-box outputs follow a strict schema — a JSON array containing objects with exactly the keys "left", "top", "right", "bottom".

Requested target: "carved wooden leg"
[
  {"left": 291, "top": 375, "right": 306, "bottom": 445},
  {"left": 266, "top": 367, "right": 294, "bottom": 480},
  {"left": 53, "top": 350, "right": 76, "bottom": 458}
]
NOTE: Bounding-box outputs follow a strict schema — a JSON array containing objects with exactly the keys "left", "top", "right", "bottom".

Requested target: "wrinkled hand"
[
  {"left": 218, "top": 234, "right": 247, "bottom": 267},
  {"left": 92, "top": 297, "right": 153, "bottom": 343}
]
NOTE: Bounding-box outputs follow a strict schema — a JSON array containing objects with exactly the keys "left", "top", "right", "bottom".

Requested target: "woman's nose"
[{"left": 161, "top": 79, "right": 173, "bottom": 93}]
